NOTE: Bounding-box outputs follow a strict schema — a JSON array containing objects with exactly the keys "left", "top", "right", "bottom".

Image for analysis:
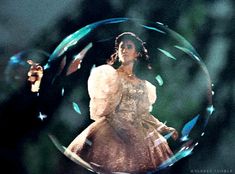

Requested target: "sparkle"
[
  {"left": 212, "top": 91, "right": 215, "bottom": 95},
  {"left": 181, "top": 136, "right": 189, "bottom": 141},
  {"left": 43, "top": 63, "right": 50, "bottom": 70},
  {"left": 179, "top": 147, "right": 186, "bottom": 152},
  {"left": 207, "top": 105, "right": 215, "bottom": 115},
  {"left": 156, "top": 21, "right": 164, "bottom": 25},
  {"left": 201, "top": 132, "right": 205, "bottom": 136},
  {"left": 61, "top": 88, "right": 65, "bottom": 96},
  {"left": 38, "top": 112, "right": 47, "bottom": 121}
]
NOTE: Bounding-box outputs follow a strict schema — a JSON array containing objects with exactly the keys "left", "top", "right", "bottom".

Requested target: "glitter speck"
[
  {"left": 207, "top": 105, "right": 215, "bottom": 115},
  {"left": 38, "top": 112, "right": 47, "bottom": 121}
]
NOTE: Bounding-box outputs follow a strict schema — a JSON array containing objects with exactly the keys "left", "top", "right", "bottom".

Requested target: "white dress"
[{"left": 67, "top": 65, "right": 174, "bottom": 173}]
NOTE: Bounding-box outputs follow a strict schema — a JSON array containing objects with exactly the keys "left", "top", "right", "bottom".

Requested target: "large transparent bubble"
[{"left": 33, "top": 18, "right": 213, "bottom": 173}]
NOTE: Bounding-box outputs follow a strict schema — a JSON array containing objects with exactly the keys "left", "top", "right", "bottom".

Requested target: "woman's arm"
[
  {"left": 27, "top": 60, "right": 43, "bottom": 92},
  {"left": 88, "top": 65, "right": 122, "bottom": 121},
  {"left": 145, "top": 80, "right": 178, "bottom": 140}
]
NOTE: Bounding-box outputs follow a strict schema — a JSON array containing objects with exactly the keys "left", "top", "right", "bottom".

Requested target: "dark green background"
[{"left": 0, "top": 0, "right": 234, "bottom": 174}]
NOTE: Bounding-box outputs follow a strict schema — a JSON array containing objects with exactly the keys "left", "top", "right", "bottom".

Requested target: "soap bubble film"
[{"left": 36, "top": 18, "right": 214, "bottom": 173}]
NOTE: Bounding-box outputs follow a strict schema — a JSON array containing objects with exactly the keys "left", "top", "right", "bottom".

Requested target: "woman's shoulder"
[
  {"left": 89, "top": 64, "right": 117, "bottom": 80},
  {"left": 144, "top": 80, "right": 156, "bottom": 90},
  {"left": 91, "top": 64, "right": 116, "bottom": 74},
  {"left": 88, "top": 64, "right": 118, "bottom": 85},
  {"left": 88, "top": 64, "right": 120, "bottom": 98}
]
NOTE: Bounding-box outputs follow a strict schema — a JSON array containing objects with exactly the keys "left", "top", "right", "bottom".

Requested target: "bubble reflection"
[
  {"left": 141, "top": 24, "right": 166, "bottom": 34},
  {"left": 180, "top": 115, "right": 200, "bottom": 142},
  {"left": 45, "top": 18, "right": 128, "bottom": 69},
  {"left": 66, "top": 43, "right": 93, "bottom": 76},
  {"left": 155, "top": 75, "right": 164, "bottom": 86},
  {"left": 44, "top": 18, "right": 214, "bottom": 173},
  {"left": 72, "top": 102, "right": 82, "bottom": 115},
  {"left": 157, "top": 48, "right": 177, "bottom": 60}
]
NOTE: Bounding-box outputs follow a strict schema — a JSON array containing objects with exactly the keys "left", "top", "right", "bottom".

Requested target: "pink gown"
[{"left": 67, "top": 65, "right": 174, "bottom": 173}]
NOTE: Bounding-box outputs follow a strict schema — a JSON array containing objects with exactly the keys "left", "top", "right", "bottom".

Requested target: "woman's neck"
[{"left": 119, "top": 63, "right": 134, "bottom": 76}]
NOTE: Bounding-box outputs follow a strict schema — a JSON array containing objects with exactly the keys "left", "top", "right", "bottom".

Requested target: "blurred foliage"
[{"left": 0, "top": 0, "right": 234, "bottom": 174}]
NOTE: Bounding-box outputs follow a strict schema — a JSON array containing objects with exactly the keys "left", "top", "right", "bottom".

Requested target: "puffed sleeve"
[
  {"left": 145, "top": 80, "right": 157, "bottom": 106},
  {"left": 88, "top": 64, "right": 122, "bottom": 121}
]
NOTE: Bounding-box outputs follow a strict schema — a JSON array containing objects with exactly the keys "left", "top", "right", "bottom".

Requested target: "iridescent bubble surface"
[{"left": 42, "top": 18, "right": 214, "bottom": 173}]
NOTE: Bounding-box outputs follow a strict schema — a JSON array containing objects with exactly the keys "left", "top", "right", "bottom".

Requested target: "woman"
[{"left": 66, "top": 32, "right": 178, "bottom": 173}]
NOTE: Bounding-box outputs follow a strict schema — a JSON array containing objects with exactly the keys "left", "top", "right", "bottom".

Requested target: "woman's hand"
[
  {"left": 27, "top": 60, "right": 43, "bottom": 92},
  {"left": 167, "top": 127, "right": 179, "bottom": 140}
]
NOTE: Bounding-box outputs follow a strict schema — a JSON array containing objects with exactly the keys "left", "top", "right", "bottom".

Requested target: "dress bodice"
[{"left": 116, "top": 75, "right": 150, "bottom": 116}]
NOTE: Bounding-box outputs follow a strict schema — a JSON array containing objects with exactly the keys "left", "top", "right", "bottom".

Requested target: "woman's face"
[{"left": 118, "top": 40, "right": 138, "bottom": 65}]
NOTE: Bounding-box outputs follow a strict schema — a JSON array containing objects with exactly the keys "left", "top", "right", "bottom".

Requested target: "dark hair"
[{"left": 107, "top": 32, "right": 149, "bottom": 65}]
